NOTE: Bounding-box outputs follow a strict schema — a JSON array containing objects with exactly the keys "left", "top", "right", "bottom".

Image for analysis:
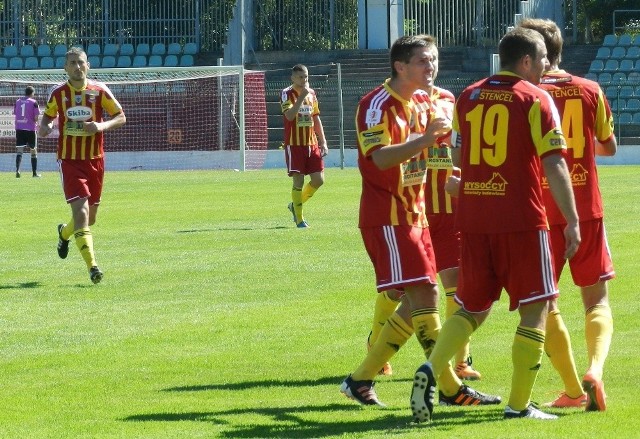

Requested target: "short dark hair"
[
  {"left": 25, "top": 86, "right": 35, "bottom": 96},
  {"left": 292, "top": 64, "right": 308, "bottom": 74},
  {"left": 498, "top": 27, "right": 544, "bottom": 70},
  {"left": 518, "top": 18, "right": 563, "bottom": 66},
  {"left": 389, "top": 34, "right": 437, "bottom": 78},
  {"left": 65, "top": 46, "right": 87, "bottom": 60}
]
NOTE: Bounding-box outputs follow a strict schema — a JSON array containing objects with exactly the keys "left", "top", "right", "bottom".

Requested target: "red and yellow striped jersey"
[
  {"left": 280, "top": 86, "right": 320, "bottom": 147},
  {"left": 356, "top": 80, "right": 433, "bottom": 228},
  {"left": 43, "top": 80, "right": 123, "bottom": 160},
  {"left": 539, "top": 70, "right": 614, "bottom": 225}
]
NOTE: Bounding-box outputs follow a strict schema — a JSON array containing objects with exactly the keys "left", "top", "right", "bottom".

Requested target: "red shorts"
[
  {"left": 427, "top": 213, "right": 459, "bottom": 272},
  {"left": 549, "top": 218, "right": 615, "bottom": 287},
  {"left": 457, "top": 230, "right": 558, "bottom": 312},
  {"left": 59, "top": 158, "right": 104, "bottom": 206},
  {"left": 360, "top": 225, "right": 438, "bottom": 292},
  {"left": 285, "top": 144, "right": 324, "bottom": 176}
]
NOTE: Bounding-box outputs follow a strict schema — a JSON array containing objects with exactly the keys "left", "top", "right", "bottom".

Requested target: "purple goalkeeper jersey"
[{"left": 14, "top": 96, "right": 40, "bottom": 131}]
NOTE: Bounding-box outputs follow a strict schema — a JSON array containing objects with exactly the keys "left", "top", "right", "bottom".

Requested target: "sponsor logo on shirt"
[{"left": 463, "top": 172, "right": 508, "bottom": 196}]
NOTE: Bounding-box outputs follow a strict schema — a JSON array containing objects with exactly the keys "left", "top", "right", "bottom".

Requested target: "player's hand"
[
  {"left": 444, "top": 175, "right": 461, "bottom": 197},
  {"left": 83, "top": 121, "right": 101, "bottom": 134},
  {"left": 563, "top": 222, "right": 581, "bottom": 259},
  {"left": 319, "top": 144, "right": 328, "bottom": 157},
  {"left": 425, "top": 116, "right": 452, "bottom": 142},
  {"left": 38, "top": 125, "right": 53, "bottom": 137}
]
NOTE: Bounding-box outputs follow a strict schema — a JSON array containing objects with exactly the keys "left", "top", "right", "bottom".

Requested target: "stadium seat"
[
  {"left": 20, "top": 45, "right": 35, "bottom": 57},
  {"left": 9, "top": 57, "right": 23, "bottom": 69},
  {"left": 37, "top": 44, "right": 52, "bottom": 57},
  {"left": 3, "top": 45, "right": 18, "bottom": 57},
  {"left": 609, "top": 98, "right": 622, "bottom": 112},
  {"left": 618, "top": 112, "right": 633, "bottom": 124},
  {"left": 39, "top": 56, "right": 54, "bottom": 69},
  {"left": 595, "top": 47, "right": 610, "bottom": 60},
  {"left": 151, "top": 43, "right": 166, "bottom": 56},
  {"left": 119, "top": 43, "right": 134, "bottom": 56},
  {"left": 148, "top": 55, "right": 163, "bottom": 67},
  {"left": 636, "top": 59, "right": 640, "bottom": 71},
  {"left": 167, "top": 42, "right": 182, "bottom": 55},
  {"left": 626, "top": 98, "right": 640, "bottom": 111},
  {"left": 610, "top": 46, "right": 626, "bottom": 60},
  {"left": 179, "top": 54, "right": 194, "bottom": 66},
  {"left": 132, "top": 55, "right": 146, "bottom": 67},
  {"left": 117, "top": 55, "right": 132, "bottom": 67},
  {"left": 584, "top": 72, "right": 598, "bottom": 82},
  {"left": 136, "top": 43, "right": 150, "bottom": 56},
  {"left": 619, "top": 59, "right": 634, "bottom": 73},
  {"left": 87, "top": 43, "right": 101, "bottom": 56},
  {"left": 618, "top": 34, "right": 632, "bottom": 47},
  {"left": 605, "top": 86, "right": 619, "bottom": 100},
  {"left": 619, "top": 86, "right": 634, "bottom": 99},
  {"left": 24, "top": 56, "right": 39, "bottom": 69},
  {"left": 634, "top": 34, "right": 640, "bottom": 47},
  {"left": 0, "top": 58, "right": 7, "bottom": 69},
  {"left": 603, "top": 59, "right": 618, "bottom": 72},
  {"left": 589, "top": 60, "right": 604, "bottom": 73},
  {"left": 102, "top": 43, "right": 117, "bottom": 56},
  {"left": 53, "top": 44, "right": 67, "bottom": 57},
  {"left": 603, "top": 34, "right": 618, "bottom": 47},
  {"left": 55, "top": 57, "right": 66, "bottom": 68},
  {"left": 612, "top": 72, "right": 626, "bottom": 83},
  {"left": 633, "top": 112, "right": 640, "bottom": 125},
  {"left": 88, "top": 55, "right": 101, "bottom": 67},
  {"left": 625, "top": 46, "right": 640, "bottom": 60},
  {"left": 183, "top": 42, "right": 197, "bottom": 55},
  {"left": 163, "top": 54, "right": 178, "bottom": 67},
  {"left": 598, "top": 72, "right": 612, "bottom": 85},
  {"left": 629, "top": 71, "right": 640, "bottom": 83},
  {"left": 101, "top": 55, "right": 116, "bottom": 68}
]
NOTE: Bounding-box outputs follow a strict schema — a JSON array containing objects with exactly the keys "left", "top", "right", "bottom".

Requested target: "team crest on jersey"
[
  {"left": 75, "top": 95, "right": 82, "bottom": 104},
  {"left": 85, "top": 90, "right": 98, "bottom": 103}
]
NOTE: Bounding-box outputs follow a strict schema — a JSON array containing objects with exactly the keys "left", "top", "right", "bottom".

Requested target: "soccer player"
[
  {"left": 281, "top": 64, "right": 328, "bottom": 228},
  {"left": 13, "top": 86, "right": 41, "bottom": 178},
  {"left": 340, "top": 34, "right": 500, "bottom": 409},
  {"left": 38, "top": 47, "right": 126, "bottom": 284},
  {"left": 365, "top": 75, "right": 482, "bottom": 383},
  {"left": 519, "top": 18, "right": 617, "bottom": 412},
  {"left": 410, "top": 27, "right": 580, "bottom": 422}
]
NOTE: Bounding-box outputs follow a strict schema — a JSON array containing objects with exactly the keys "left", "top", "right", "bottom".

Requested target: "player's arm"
[
  {"left": 595, "top": 137, "right": 617, "bottom": 156},
  {"left": 542, "top": 153, "right": 581, "bottom": 259},
  {"left": 38, "top": 114, "right": 55, "bottom": 137},
  {"left": 283, "top": 88, "right": 310, "bottom": 121},
  {"left": 313, "top": 114, "right": 328, "bottom": 156},
  {"left": 84, "top": 111, "right": 126, "bottom": 134}
]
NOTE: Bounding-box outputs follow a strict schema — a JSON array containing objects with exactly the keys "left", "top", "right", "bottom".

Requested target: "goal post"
[{"left": 0, "top": 66, "right": 268, "bottom": 172}]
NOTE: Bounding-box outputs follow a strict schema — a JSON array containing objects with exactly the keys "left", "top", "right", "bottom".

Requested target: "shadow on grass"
[
  {"left": 122, "top": 403, "right": 504, "bottom": 438},
  {"left": 178, "top": 226, "right": 289, "bottom": 233},
  {"left": 162, "top": 375, "right": 347, "bottom": 392},
  {"left": 0, "top": 281, "right": 43, "bottom": 290}
]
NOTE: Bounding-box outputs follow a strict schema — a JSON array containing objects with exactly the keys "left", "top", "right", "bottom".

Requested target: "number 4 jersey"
[{"left": 451, "top": 71, "right": 566, "bottom": 234}]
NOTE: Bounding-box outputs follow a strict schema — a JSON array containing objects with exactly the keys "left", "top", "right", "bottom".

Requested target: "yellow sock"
[
  {"left": 509, "top": 326, "right": 544, "bottom": 411},
  {"left": 74, "top": 227, "right": 97, "bottom": 269},
  {"left": 291, "top": 187, "right": 303, "bottom": 222},
  {"left": 545, "top": 310, "right": 584, "bottom": 397},
  {"left": 427, "top": 311, "right": 475, "bottom": 396},
  {"left": 301, "top": 182, "right": 318, "bottom": 203},
  {"left": 585, "top": 304, "right": 613, "bottom": 380},
  {"left": 61, "top": 220, "right": 75, "bottom": 241},
  {"left": 370, "top": 291, "right": 400, "bottom": 346},
  {"left": 352, "top": 313, "right": 413, "bottom": 381},
  {"left": 445, "top": 288, "right": 470, "bottom": 364}
]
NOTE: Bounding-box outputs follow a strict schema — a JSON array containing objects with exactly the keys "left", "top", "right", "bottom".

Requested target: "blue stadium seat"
[
  {"left": 584, "top": 72, "right": 598, "bottom": 82},
  {"left": 634, "top": 35, "right": 640, "bottom": 47},
  {"left": 40, "top": 56, "right": 54, "bottom": 69},
  {"left": 53, "top": 44, "right": 67, "bottom": 57},
  {"left": 179, "top": 54, "right": 194, "bottom": 66},
  {"left": 148, "top": 55, "right": 163, "bottom": 67},
  {"left": 598, "top": 72, "right": 612, "bottom": 85},
  {"left": 636, "top": 60, "right": 640, "bottom": 72},
  {"left": 117, "top": 55, "right": 132, "bottom": 67},
  {"left": 603, "top": 34, "right": 618, "bottom": 47},
  {"left": 625, "top": 46, "right": 639, "bottom": 60},
  {"left": 37, "top": 44, "right": 52, "bottom": 57},
  {"left": 629, "top": 71, "right": 640, "bottom": 83},
  {"left": 88, "top": 55, "right": 101, "bottom": 67},
  {"left": 612, "top": 72, "right": 626, "bottom": 83},
  {"left": 609, "top": 98, "right": 622, "bottom": 112},
  {"left": 618, "top": 112, "right": 633, "bottom": 124},
  {"left": 0, "top": 58, "right": 8, "bottom": 69},
  {"left": 20, "top": 45, "right": 35, "bottom": 57},
  {"left": 9, "top": 57, "right": 23, "bottom": 69},
  {"left": 151, "top": 43, "right": 166, "bottom": 55},
  {"left": 603, "top": 59, "right": 618, "bottom": 72},
  {"left": 595, "top": 47, "right": 610, "bottom": 60},
  {"left": 605, "top": 86, "right": 619, "bottom": 100},
  {"left": 55, "top": 57, "right": 66, "bottom": 68},
  {"left": 610, "top": 46, "right": 626, "bottom": 60},
  {"left": 132, "top": 55, "right": 147, "bottom": 67},
  {"left": 626, "top": 98, "right": 640, "bottom": 111},
  {"left": 24, "top": 56, "right": 39, "bottom": 69},
  {"left": 103, "top": 43, "right": 118, "bottom": 56},
  {"left": 101, "top": 55, "right": 116, "bottom": 68},
  {"left": 119, "top": 43, "right": 134, "bottom": 56},
  {"left": 589, "top": 60, "right": 604, "bottom": 73},
  {"left": 87, "top": 43, "right": 101, "bottom": 56},
  {"left": 167, "top": 42, "right": 182, "bottom": 55},
  {"left": 136, "top": 43, "right": 150, "bottom": 56},
  {"left": 633, "top": 112, "right": 640, "bottom": 125},
  {"left": 619, "top": 86, "right": 634, "bottom": 99},
  {"left": 619, "top": 59, "right": 634, "bottom": 73},
  {"left": 3, "top": 45, "right": 18, "bottom": 57},
  {"left": 618, "top": 34, "right": 632, "bottom": 47},
  {"left": 163, "top": 54, "right": 178, "bottom": 67},
  {"left": 183, "top": 42, "right": 197, "bottom": 55}
]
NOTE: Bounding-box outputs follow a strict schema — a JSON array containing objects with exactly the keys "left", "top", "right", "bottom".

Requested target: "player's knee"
[{"left": 30, "top": 149, "right": 37, "bottom": 158}]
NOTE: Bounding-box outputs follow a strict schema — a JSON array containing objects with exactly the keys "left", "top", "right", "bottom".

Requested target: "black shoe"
[
  {"left": 340, "top": 375, "right": 386, "bottom": 406},
  {"left": 439, "top": 384, "right": 501, "bottom": 406},
  {"left": 89, "top": 266, "right": 103, "bottom": 284},
  {"left": 411, "top": 362, "right": 436, "bottom": 423},
  {"left": 16, "top": 171, "right": 20, "bottom": 178},
  {"left": 57, "top": 224, "right": 69, "bottom": 259},
  {"left": 504, "top": 402, "right": 558, "bottom": 420}
]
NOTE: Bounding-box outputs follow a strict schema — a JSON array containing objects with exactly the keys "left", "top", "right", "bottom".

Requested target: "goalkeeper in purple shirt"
[{"left": 14, "top": 86, "right": 41, "bottom": 178}]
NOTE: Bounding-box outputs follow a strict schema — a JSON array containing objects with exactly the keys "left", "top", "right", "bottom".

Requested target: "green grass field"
[{"left": 1, "top": 166, "right": 639, "bottom": 438}]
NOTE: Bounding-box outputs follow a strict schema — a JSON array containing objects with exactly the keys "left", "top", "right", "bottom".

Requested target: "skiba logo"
[{"left": 66, "top": 106, "right": 93, "bottom": 121}]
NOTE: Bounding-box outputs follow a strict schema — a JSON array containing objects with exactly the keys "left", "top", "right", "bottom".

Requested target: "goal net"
[{"left": 0, "top": 66, "right": 268, "bottom": 171}]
